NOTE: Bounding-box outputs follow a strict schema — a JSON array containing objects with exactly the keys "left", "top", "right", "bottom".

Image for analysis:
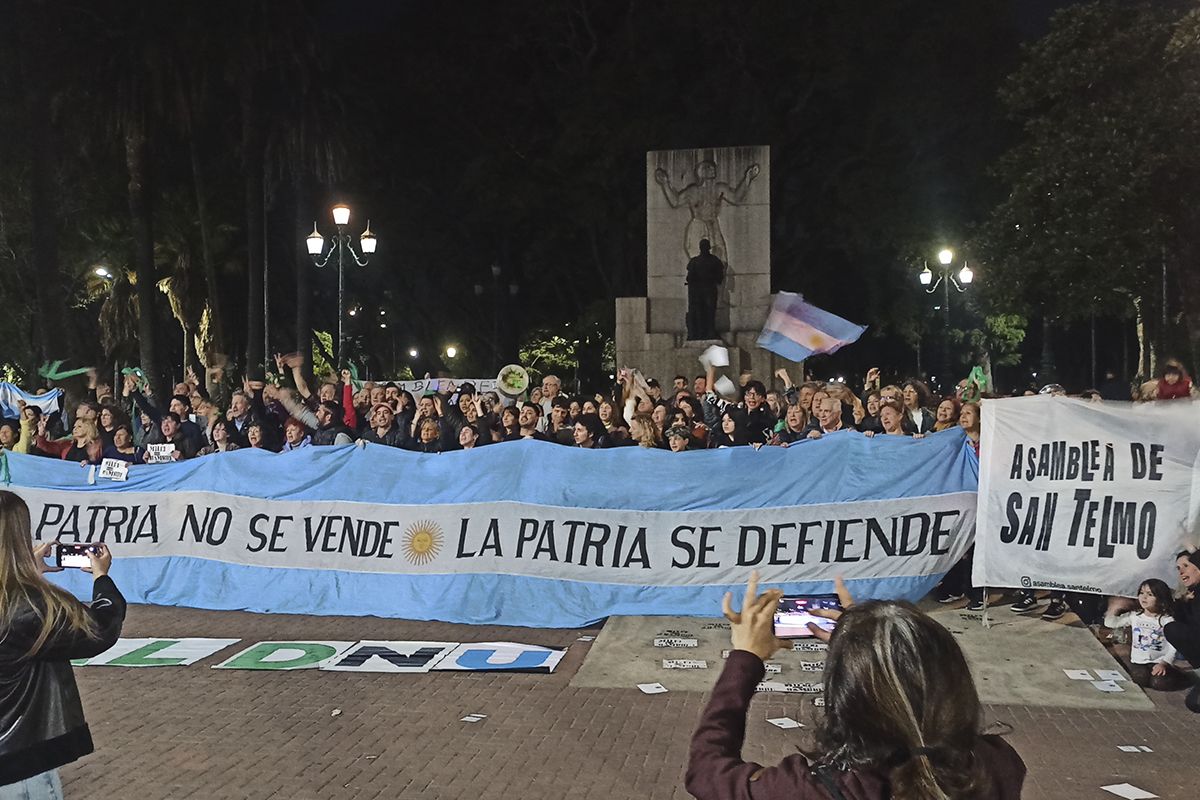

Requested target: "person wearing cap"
[
  {"left": 1165, "top": 550, "right": 1200, "bottom": 712},
  {"left": 359, "top": 403, "right": 408, "bottom": 448},
  {"left": 666, "top": 424, "right": 692, "bottom": 452}
]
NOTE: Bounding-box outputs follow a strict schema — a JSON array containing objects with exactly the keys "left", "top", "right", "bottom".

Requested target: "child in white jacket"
[{"left": 1105, "top": 578, "right": 1188, "bottom": 691}]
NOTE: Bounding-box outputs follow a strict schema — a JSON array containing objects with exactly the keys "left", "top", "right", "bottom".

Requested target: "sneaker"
[
  {"left": 1186, "top": 685, "right": 1200, "bottom": 714},
  {"left": 1041, "top": 598, "right": 1068, "bottom": 621},
  {"left": 966, "top": 596, "right": 987, "bottom": 612},
  {"left": 1009, "top": 595, "right": 1040, "bottom": 614},
  {"left": 937, "top": 593, "right": 965, "bottom": 604}
]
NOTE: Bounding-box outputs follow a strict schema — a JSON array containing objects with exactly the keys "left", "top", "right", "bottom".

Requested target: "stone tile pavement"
[{"left": 63, "top": 604, "right": 1195, "bottom": 800}]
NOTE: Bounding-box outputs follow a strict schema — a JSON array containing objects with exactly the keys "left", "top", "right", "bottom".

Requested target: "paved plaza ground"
[{"left": 64, "top": 603, "right": 1194, "bottom": 800}]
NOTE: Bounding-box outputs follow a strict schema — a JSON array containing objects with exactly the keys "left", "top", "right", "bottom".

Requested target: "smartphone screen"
[
  {"left": 56, "top": 543, "right": 95, "bottom": 569},
  {"left": 774, "top": 594, "right": 842, "bottom": 638}
]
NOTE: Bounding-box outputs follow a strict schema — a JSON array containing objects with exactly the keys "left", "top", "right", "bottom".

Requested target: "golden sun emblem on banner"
[{"left": 402, "top": 520, "right": 443, "bottom": 566}]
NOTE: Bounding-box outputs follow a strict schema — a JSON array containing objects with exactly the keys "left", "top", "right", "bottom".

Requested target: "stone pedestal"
[{"left": 616, "top": 145, "right": 800, "bottom": 386}]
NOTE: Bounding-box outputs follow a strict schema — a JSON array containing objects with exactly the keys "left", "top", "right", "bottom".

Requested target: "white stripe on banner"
[
  {"left": 17, "top": 488, "right": 975, "bottom": 587},
  {"left": 974, "top": 396, "right": 1200, "bottom": 597}
]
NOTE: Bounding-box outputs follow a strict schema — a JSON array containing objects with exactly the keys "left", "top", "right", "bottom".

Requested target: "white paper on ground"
[
  {"left": 755, "top": 681, "right": 823, "bottom": 694},
  {"left": 1063, "top": 669, "right": 1095, "bottom": 680},
  {"left": 767, "top": 717, "right": 804, "bottom": 729},
  {"left": 798, "top": 661, "right": 824, "bottom": 672},
  {"left": 1139, "top": 746, "right": 1153, "bottom": 753},
  {"left": 577, "top": 635, "right": 595, "bottom": 642},
  {"left": 1117, "top": 746, "right": 1142, "bottom": 753},
  {"left": 662, "top": 659, "right": 707, "bottom": 669},
  {"left": 764, "top": 663, "right": 782, "bottom": 674},
  {"left": 792, "top": 641, "right": 828, "bottom": 652},
  {"left": 813, "top": 696, "right": 826, "bottom": 707},
  {"left": 461, "top": 713, "right": 487, "bottom": 723},
  {"left": 653, "top": 637, "right": 698, "bottom": 648},
  {"left": 1095, "top": 669, "right": 1128, "bottom": 682},
  {"left": 1100, "top": 783, "right": 1159, "bottom": 799},
  {"left": 637, "top": 682, "right": 668, "bottom": 694},
  {"left": 1091, "top": 680, "right": 1125, "bottom": 693}
]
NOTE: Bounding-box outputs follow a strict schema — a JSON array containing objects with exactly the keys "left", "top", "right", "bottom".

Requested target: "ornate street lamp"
[{"left": 307, "top": 205, "right": 378, "bottom": 367}]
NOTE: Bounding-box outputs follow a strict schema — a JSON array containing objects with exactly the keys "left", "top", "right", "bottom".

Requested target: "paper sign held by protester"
[
  {"left": 698, "top": 345, "right": 729, "bottom": 369},
  {"left": 144, "top": 444, "right": 176, "bottom": 464},
  {"left": 98, "top": 458, "right": 129, "bottom": 482}
]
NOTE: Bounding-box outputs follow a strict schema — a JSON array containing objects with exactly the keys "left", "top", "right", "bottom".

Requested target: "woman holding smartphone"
[
  {"left": 687, "top": 574, "right": 1025, "bottom": 800},
  {"left": 0, "top": 491, "right": 126, "bottom": 798}
]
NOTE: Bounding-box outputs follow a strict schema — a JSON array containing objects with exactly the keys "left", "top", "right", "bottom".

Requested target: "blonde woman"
[
  {"left": 0, "top": 491, "right": 126, "bottom": 795},
  {"left": 34, "top": 418, "right": 103, "bottom": 465},
  {"left": 627, "top": 413, "right": 660, "bottom": 448}
]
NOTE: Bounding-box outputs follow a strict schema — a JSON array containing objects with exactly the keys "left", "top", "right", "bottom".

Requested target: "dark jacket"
[
  {"left": 310, "top": 423, "right": 354, "bottom": 447},
  {"left": 686, "top": 651, "right": 1026, "bottom": 800},
  {"left": 741, "top": 406, "right": 777, "bottom": 445},
  {"left": 130, "top": 390, "right": 205, "bottom": 452},
  {"left": 361, "top": 425, "right": 409, "bottom": 448},
  {"left": 0, "top": 576, "right": 126, "bottom": 786},
  {"left": 905, "top": 407, "right": 936, "bottom": 434},
  {"left": 1164, "top": 593, "right": 1200, "bottom": 667}
]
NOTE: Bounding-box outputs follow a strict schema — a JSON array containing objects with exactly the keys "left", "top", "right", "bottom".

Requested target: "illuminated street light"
[
  {"left": 938, "top": 248, "right": 954, "bottom": 265},
  {"left": 445, "top": 346, "right": 458, "bottom": 359}
]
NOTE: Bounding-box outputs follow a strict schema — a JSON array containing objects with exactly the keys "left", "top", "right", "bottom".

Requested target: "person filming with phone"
[
  {"left": 686, "top": 573, "right": 1025, "bottom": 800},
  {"left": 0, "top": 491, "right": 126, "bottom": 798}
]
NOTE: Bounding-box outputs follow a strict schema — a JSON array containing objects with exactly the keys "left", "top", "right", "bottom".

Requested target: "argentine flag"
[{"left": 756, "top": 292, "right": 866, "bottom": 362}]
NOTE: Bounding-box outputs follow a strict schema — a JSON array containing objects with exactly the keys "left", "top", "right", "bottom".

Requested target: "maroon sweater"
[{"left": 686, "top": 651, "right": 1026, "bottom": 800}]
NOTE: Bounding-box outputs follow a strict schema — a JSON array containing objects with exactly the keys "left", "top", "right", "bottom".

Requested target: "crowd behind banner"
[
  {"left": 3, "top": 351, "right": 1199, "bottom": 708},
  {"left": 2, "top": 353, "right": 1195, "bottom": 467}
]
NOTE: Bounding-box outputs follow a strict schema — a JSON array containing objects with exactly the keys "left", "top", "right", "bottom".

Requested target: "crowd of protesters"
[
  {"left": 0, "top": 355, "right": 1193, "bottom": 465},
  {"left": 1, "top": 353, "right": 1198, "bottom": 717}
]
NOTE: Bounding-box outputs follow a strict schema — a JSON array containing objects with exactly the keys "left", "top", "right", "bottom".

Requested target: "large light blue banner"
[{"left": 6, "top": 430, "right": 978, "bottom": 627}]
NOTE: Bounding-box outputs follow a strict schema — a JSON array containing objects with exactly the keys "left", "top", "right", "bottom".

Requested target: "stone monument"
[{"left": 616, "top": 145, "right": 800, "bottom": 384}]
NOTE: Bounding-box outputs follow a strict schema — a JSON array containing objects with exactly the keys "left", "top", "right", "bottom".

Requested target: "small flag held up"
[{"left": 756, "top": 292, "right": 866, "bottom": 362}]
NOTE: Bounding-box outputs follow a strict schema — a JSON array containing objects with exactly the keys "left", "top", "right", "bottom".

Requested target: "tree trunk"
[
  {"left": 124, "top": 114, "right": 163, "bottom": 398},
  {"left": 17, "top": 4, "right": 71, "bottom": 367},
  {"left": 242, "top": 78, "right": 265, "bottom": 380},
  {"left": 184, "top": 85, "right": 225, "bottom": 364},
  {"left": 1039, "top": 313, "right": 1055, "bottom": 383},
  {"left": 1134, "top": 296, "right": 1153, "bottom": 379},
  {"left": 294, "top": 171, "right": 314, "bottom": 384}
]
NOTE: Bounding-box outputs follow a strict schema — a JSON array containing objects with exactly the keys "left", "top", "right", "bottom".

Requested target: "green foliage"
[
  {"left": 949, "top": 314, "right": 1027, "bottom": 368},
  {"left": 519, "top": 330, "right": 578, "bottom": 378},
  {"left": 312, "top": 330, "right": 335, "bottom": 378},
  {"left": 975, "top": 1, "right": 1198, "bottom": 326}
]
